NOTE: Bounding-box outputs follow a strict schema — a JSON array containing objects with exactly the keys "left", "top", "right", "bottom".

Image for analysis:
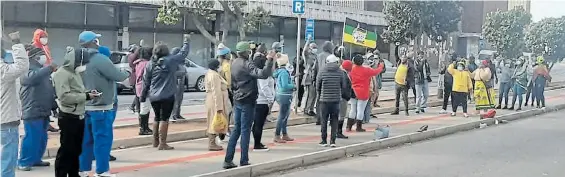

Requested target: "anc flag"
[{"left": 342, "top": 18, "right": 377, "bottom": 48}]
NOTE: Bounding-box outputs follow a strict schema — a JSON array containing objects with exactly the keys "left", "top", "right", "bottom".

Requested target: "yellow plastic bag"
[{"left": 212, "top": 112, "right": 228, "bottom": 133}]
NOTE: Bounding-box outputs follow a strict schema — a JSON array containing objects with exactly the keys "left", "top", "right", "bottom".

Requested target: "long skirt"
[{"left": 474, "top": 81, "right": 496, "bottom": 110}]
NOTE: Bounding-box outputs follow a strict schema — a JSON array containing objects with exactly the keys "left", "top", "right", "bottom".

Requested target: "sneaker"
[
  {"left": 79, "top": 171, "right": 89, "bottom": 177},
  {"left": 223, "top": 161, "right": 238, "bottom": 169},
  {"left": 439, "top": 109, "right": 448, "bottom": 114},
  {"left": 32, "top": 161, "right": 50, "bottom": 167},
  {"left": 253, "top": 144, "right": 270, "bottom": 152},
  {"left": 94, "top": 172, "right": 115, "bottom": 177},
  {"left": 415, "top": 110, "right": 420, "bottom": 114},
  {"left": 109, "top": 155, "right": 117, "bottom": 161},
  {"left": 541, "top": 107, "right": 546, "bottom": 110},
  {"left": 329, "top": 142, "right": 337, "bottom": 147},
  {"left": 319, "top": 141, "right": 328, "bottom": 147},
  {"left": 17, "top": 166, "right": 31, "bottom": 171},
  {"left": 420, "top": 109, "right": 425, "bottom": 113},
  {"left": 463, "top": 113, "right": 469, "bottom": 118},
  {"left": 450, "top": 112, "right": 456, "bottom": 117}
]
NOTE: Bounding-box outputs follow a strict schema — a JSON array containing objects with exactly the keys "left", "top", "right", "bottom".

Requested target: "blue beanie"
[
  {"left": 217, "top": 48, "right": 231, "bottom": 56},
  {"left": 98, "top": 46, "right": 111, "bottom": 58}
]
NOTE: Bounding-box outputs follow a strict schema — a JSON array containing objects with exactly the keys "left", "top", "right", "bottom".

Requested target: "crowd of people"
[{"left": 0, "top": 28, "right": 555, "bottom": 177}]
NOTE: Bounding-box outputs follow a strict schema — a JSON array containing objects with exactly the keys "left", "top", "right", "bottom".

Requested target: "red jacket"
[
  {"left": 350, "top": 63, "right": 384, "bottom": 100},
  {"left": 31, "top": 29, "right": 52, "bottom": 66}
]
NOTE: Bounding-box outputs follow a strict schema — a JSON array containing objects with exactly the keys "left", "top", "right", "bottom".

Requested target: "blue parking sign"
[
  {"left": 305, "top": 18, "right": 314, "bottom": 40},
  {"left": 292, "top": 0, "right": 305, "bottom": 14}
]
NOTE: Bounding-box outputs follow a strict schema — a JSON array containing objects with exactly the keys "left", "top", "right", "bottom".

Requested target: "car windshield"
[{"left": 111, "top": 53, "right": 127, "bottom": 64}]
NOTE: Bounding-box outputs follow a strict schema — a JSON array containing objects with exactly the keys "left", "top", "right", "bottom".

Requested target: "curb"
[{"left": 191, "top": 103, "right": 565, "bottom": 177}]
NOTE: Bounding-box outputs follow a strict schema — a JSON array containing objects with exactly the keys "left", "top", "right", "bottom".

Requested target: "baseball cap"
[
  {"left": 326, "top": 54, "right": 340, "bottom": 63},
  {"left": 271, "top": 42, "right": 283, "bottom": 49},
  {"left": 236, "top": 41, "right": 250, "bottom": 52},
  {"left": 78, "top": 31, "right": 101, "bottom": 45}
]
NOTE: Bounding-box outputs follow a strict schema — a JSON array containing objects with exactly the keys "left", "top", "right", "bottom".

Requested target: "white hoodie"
[{"left": 0, "top": 43, "right": 30, "bottom": 125}]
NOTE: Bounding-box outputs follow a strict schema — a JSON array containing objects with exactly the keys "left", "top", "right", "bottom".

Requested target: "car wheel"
[{"left": 195, "top": 76, "right": 205, "bottom": 92}]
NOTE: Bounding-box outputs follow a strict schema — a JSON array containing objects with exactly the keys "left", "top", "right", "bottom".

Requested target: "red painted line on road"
[
  {"left": 115, "top": 112, "right": 206, "bottom": 122},
  {"left": 107, "top": 94, "right": 565, "bottom": 174}
]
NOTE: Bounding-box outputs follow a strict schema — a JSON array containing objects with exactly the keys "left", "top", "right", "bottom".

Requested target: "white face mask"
[
  {"left": 516, "top": 61, "right": 522, "bottom": 65},
  {"left": 40, "top": 38, "right": 48, "bottom": 45},
  {"left": 75, "top": 65, "right": 87, "bottom": 73},
  {"left": 311, "top": 48, "right": 318, "bottom": 53},
  {"left": 37, "top": 55, "right": 47, "bottom": 65},
  {"left": 457, "top": 66, "right": 464, "bottom": 71},
  {"left": 94, "top": 39, "right": 100, "bottom": 46},
  {"left": 505, "top": 64, "right": 510, "bottom": 67}
]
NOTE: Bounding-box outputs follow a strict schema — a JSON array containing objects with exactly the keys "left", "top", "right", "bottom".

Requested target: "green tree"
[
  {"left": 156, "top": 0, "right": 273, "bottom": 45},
  {"left": 482, "top": 8, "right": 532, "bottom": 60},
  {"left": 525, "top": 16, "right": 565, "bottom": 70}
]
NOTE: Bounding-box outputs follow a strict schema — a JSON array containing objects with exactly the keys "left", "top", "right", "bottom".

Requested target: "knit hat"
[
  {"left": 342, "top": 60, "right": 353, "bottom": 71},
  {"left": 236, "top": 41, "right": 250, "bottom": 52},
  {"left": 216, "top": 43, "right": 231, "bottom": 56},
  {"left": 326, "top": 54, "right": 340, "bottom": 63},
  {"left": 276, "top": 54, "right": 289, "bottom": 67}
]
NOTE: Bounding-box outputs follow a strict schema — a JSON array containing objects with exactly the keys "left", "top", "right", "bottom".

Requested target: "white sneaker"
[
  {"left": 463, "top": 113, "right": 469, "bottom": 118},
  {"left": 450, "top": 112, "right": 456, "bottom": 116},
  {"left": 79, "top": 172, "right": 89, "bottom": 177},
  {"left": 439, "top": 109, "right": 448, "bottom": 114},
  {"left": 94, "top": 172, "right": 115, "bottom": 177}
]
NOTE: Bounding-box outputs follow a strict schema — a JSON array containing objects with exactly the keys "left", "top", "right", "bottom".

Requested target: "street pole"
[
  {"left": 437, "top": 40, "right": 444, "bottom": 99},
  {"left": 294, "top": 15, "right": 301, "bottom": 115}
]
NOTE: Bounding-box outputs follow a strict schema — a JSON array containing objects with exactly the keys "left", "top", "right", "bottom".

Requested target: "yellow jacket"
[
  {"left": 219, "top": 60, "right": 231, "bottom": 88},
  {"left": 394, "top": 64, "right": 408, "bottom": 85},
  {"left": 447, "top": 64, "right": 473, "bottom": 93}
]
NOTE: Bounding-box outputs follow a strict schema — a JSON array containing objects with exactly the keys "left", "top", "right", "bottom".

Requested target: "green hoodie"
[{"left": 52, "top": 47, "right": 89, "bottom": 118}]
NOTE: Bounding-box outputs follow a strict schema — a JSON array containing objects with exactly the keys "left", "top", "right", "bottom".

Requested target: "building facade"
[{"left": 1, "top": 0, "right": 389, "bottom": 66}]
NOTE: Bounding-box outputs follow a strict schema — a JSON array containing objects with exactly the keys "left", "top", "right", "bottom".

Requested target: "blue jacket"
[
  {"left": 274, "top": 68, "right": 294, "bottom": 95},
  {"left": 82, "top": 48, "right": 129, "bottom": 111},
  {"left": 20, "top": 60, "right": 56, "bottom": 120},
  {"left": 140, "top": 42, "right": 189, "bottom": 102}
]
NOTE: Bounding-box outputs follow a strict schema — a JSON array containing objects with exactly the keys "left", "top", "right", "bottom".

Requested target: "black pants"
[
  {"left": 297, "top": 76, "right": 305, "bottom": 107},
  {"left": 130, "top": 85, "right": 140, "bottom": 112},
  {"left": 55, "top": 112, "right": 85, "bottom": 177},
  {"left": 410, "top": 84, "right": 417, "bottom": 102},
  {"left": 452, "top": 91, "right": 468, "bottom": 113},
  {"left": 172, "top": 76, "right": 186, "bottom": 117},
  {"left": 228, "top": 90, "right": 234, "bottom": 107},
  {"left": 151, "top": 97, "right": 175, "bottom": 122},
  {"left": 442, "top": 83, "right": 454, "bottom": 110},
  {"left": 524, "top": 82, "right": 534, "bottom": 104},
  {"left": 394, "top": 84, "right": 409, "bottom": 111},
  {"left": 320, "top": 102, "right": 339, "bottom": 143},
  {"left": 252, "top": 104, "right": 269, "bottom": 147}
]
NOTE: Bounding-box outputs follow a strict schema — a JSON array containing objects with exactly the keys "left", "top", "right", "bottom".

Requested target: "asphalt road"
[{"left": 273, "top": 110, "right": 565, "bottom": 177}]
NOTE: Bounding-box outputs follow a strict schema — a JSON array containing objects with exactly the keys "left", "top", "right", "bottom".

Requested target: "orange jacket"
[{"left": 31, "top": 29, "right": 52, "bottom": 66}]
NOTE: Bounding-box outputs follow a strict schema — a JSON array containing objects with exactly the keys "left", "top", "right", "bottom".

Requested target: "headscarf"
[{"left": 32, "top": 29, "right": 52, "bottom": 66}]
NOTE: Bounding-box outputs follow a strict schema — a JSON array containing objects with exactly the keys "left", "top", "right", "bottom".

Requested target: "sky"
[{"left": 531, "top": 0, "right": 565, "bottom": 22}]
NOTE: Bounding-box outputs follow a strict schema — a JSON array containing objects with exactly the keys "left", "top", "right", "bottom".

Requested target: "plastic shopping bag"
[
  {"left": 374, "top": 125, "right": 390, "bottom": 140},
  {"left": 212, "top": 112, "right": 228, "bottom": 133}
]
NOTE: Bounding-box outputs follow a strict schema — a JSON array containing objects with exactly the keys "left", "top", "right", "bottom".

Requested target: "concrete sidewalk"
[{"left": 18, "top": 90, "right": 565, "bottom": 177}]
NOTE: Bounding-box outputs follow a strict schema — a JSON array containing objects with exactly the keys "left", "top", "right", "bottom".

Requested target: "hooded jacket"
[
  {"left": 83, "top": 48, "right": 129, "bottom": 111},
  {"left": 32, "top": 29, "right": 52, "bottom": 66},
  {"left": 52, "top": 48, "right": 91, "bottom": 118},
  {"left": 134, "top": 59, "right": 149, "bottom": 97},
  {"left": 140, "top": 42, "right": 189, "bottom": 102},
  {"left": 274, "top": 67, "right": 294, "bottom": 95},
  {"left": 350, "top": 63, "right": 385, "bottom": 100},
  {"left": 302, "top": 44, "right": 318, "bottom": 86},
  {"left": 313, "top": 41, "right": 334, "bottom": 84},
  {"left": 19, "top": 56, "right": 56, "bottom": 120},
  {"left": 316, "top": 62, "right": 347, "bottom": 102},
  {"left": 1, "top": 43, "right": 30, "bottom": 125},
  {"left": 127, "top": 49, "right": 139, "bottom": 86}
]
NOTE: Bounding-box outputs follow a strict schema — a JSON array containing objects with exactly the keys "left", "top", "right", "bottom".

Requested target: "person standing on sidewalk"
[
  {"left": 302, "top": 38, "right": 318, "bottom": 116},
  {"left": 78, "top": 31, "right": 129, "bottom": 177},
  {"left": 313, "top": 41, "right": 335, "bottom": 124},
  {"left": 317, "top": 54, "right": 349, "bottom": 147},
  {"left": 134, "top": 47, "right": 154, "bottom": 135},
  {"left": 1, "top": 32, "right": 30, "bottom": 177},
  {"left": 252, "top": 44, "right": 272, "bottom": 151},
  {"left": 496, "top": 60, "right": 514, "bottom": 109},
  {"left": 467, "top": 56, "right": 478, "bottom": 101},
  {"left": 524, "top": 60, "right": 536, "bottom": 107},
  {"left": 170, "top": 47, "right": 187, "bottom": 121},
  {"left": 223, "top": 41, "right": 275, "bottom": 169},
  {"left": 439, "top": 55, "right": 456, "bottom": 114},
  {"left": 273, "top": 54, "right": 295, "bottom": 143},
  {"left": 217, "top": 44, "right": 232, "bottom": 141},
  {"left": 98, "top": 46, "right": 120, "bottom": 161},
  {"left": 17, "top": 42, "right": 58, "bottom": 171},
  {"left": 293, "top": 48, "right": 306, "bottom": 108},
  {"left": 510, "top": 58, "right": 528, "bottom": 111},
  {"left": 53, "top": 47, "right": 98, "bottom": 177},
  {"left": 349, "top": 55, "right": 385, "bottom": 131},
  {"left": 391, "top": 56, "right": 410, "bottom": 116},
  {"left": 414, "top": 51, "right": 432, "bottom": 114},
  {"left": 338, "top": 60, "right": 353, "bottom": 138},
  {"left": 140, "top": 35, "right": 191, "bottom": 151},
  {"left": 204, "top": 59, "right": 230, "bottom": 151},
  {"left": 447, "top": 61, "right": 473, "bottom": 117},
  {"left": 472, "top": 60, "right": 495, "bottom": 114},
  {"left": 532, "top": 56, "right": 551, "bottom": 109},
  {"left": 127, "top": 45, "right": 141, "bottom": 114}
]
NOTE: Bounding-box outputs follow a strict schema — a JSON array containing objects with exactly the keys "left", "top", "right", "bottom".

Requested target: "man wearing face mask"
[
  {"left": 17, "top": 42, "right": 58, "bottom": 171},
  {"left": 496, "top": 60, "right": 514, "bottom": 109},
  {"left": 78, "top": 31, "right": 129, "bottom": 177},
  {"left": 413, "top": 51, "right": 432, "bottom": 114},
  {"left": 302, "top": 37, "right": 318, "bottom": 116}
]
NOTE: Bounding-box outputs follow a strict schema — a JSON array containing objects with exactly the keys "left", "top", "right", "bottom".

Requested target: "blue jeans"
[
  {"left": 534, "top": 78, "right": 546, "bottom": 107},
  {"left": 363, "top": 100, "right": 371, "bottom": 123},
  {"left": 79, "top": 110, "right": 115, "bottom": 174},
  {"left": 415, "top": 82, "right": 429, "bottom": 110},
  {"left": 275, "top": 94, "right": 292, "bottom": 136},
  {"left": 1, "top": 124, "right": 19, "bottom": 177},
  {"left": 18, "top": 118, "right": 49, "bottom": 167},
  {"left": 499, "top": 82, "right": 512, "bottom": 106},
  {"left": 224, "top": 102, "right": 255, "bottom": 164}
]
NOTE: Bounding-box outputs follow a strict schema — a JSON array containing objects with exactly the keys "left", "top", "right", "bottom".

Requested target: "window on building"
[
  {"left": 86, "top": 3, "right": 117, "bottom": 26},
  {"left": 283, "top": 18, "right": 298, "bottom": 37},
  {"left": 2, "top": 1, "right": 46, "bottom": 23},
  {"left": 129, "top": 7, "right": 156, "bottom": 28},
  {"left": 47, "top": 1, "right": 85, "bottom": 25}
]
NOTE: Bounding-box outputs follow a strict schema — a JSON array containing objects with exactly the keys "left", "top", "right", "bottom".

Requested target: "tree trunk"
[
  {"left": 191, "top": 14, "right": 220, "bottom": 45},
  {"left": 221, "top": 11, "right": 230, "bottom": 43}
]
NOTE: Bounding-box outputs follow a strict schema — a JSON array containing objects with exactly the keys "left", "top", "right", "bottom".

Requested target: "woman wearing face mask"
[
  {"left": 447, "top": 61, "right": 473, "bottom": 117},
  {"left": 510, "top": 58, "right": 528, "bottom": 111},
  {"left": 472, "top": 60, "right": 495, "bottom": 114}
]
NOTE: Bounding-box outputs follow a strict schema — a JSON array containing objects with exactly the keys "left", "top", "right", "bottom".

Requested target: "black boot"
[
  {"left": 337, "top": 120, "right": 348, "bottom": 139},
  {"left": 345, "top": 118, "right": 355, "bottom": 132},
  {"left": 355, "top": 120, "right": 366, "bottom": 132},
  {"left": 138, "top": 114, "right": 152, "bottom": 135},
  {"left": 391, "top": 108, "right": 400, "bottom": 115}
]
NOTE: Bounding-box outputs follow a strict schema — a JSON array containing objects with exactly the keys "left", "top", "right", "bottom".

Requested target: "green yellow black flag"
[{"left": 342, "top": 18, "right": 377, "bottom": 48}]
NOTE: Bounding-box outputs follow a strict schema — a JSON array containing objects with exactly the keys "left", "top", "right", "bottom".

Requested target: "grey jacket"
[
  {"left": 52, "top": 47, "right": 90, "bottom": 118},
  {"left": 316, "top": 63, "right": 346, "bottom": 103},
  {"left": 1, "top": 43, "right": 29, "bottom": 126},
  {"left": 140, "top": 42, "right": 190, "bottom": 102},
  {"left": 499, "top": 65, "right": 514, "bottom": 83},
  {"left": 231, "top": 56, "right": 274, "bottom": 104},
  {"left": 83, "top": 48, "right": 128, "bottom": 110},
  {"left": 302, "top": 45, "right": 317, "bottom": 86},
  {"left": 313, "top": 41, "right": 334, "bottom": 84},
  {"left": 20, "top": 60, "right": 56, "bottom": 120}
]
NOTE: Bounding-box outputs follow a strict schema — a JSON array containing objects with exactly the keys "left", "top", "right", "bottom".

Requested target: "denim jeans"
[
  {"left": 18, "top": 118, "right": 49, "bottom": 167},
  {"left": 79, "top": 110, "right": 115, "bottom": 174},
  {"left": 534, "top": 78, "right": 547, "bottom": 107},
  {"left": 363, "top": 100, "right": 371, "bottom": 123},
  {"left": 224, "top": 102, "right": 255, "bottom": 164},
  {"left": 498, "top": 82, "right": 512, "bottom": 106},
  {"left": 415, "top": 82, "right": 429, "bottom": 110},
  {"left": 1, "top": 124, "right": 19, "bottom": 177},
  {"left": 275, "top": 94, "right": 292, "bottom": 136},
  {"left": 348, "top": 98, "right": 369, "bottom": 121}
]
